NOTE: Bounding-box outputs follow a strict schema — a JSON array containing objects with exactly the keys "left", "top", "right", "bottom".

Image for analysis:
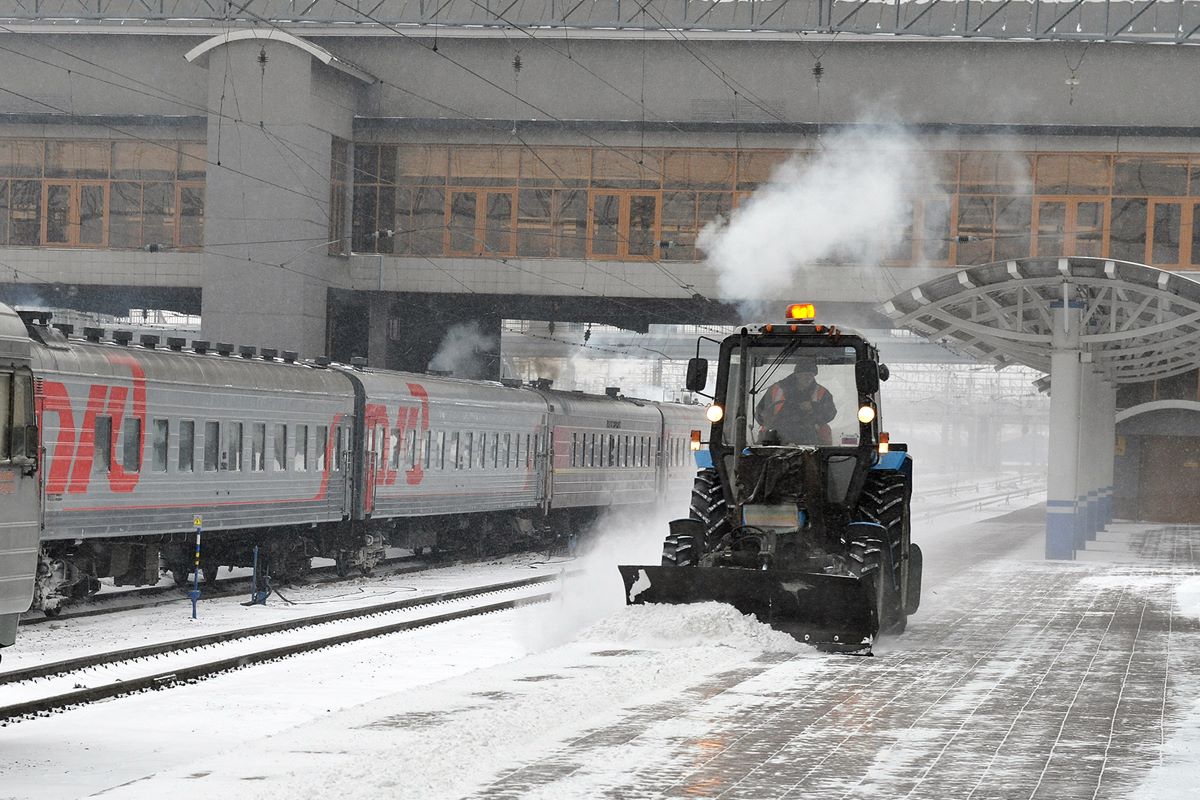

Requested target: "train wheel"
[{"left": 171, "top": 565, "right": 192, "bottom": 587}]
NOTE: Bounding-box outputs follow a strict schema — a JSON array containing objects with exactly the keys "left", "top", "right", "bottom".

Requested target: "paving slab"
[{"left": 471, "top": 516, "right": 1200, "bottom": 800}]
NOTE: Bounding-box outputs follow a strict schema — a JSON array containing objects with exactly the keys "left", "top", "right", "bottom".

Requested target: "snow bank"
[
  {"left": 1176, "top": 576, "right": 1200, "bottom": 620},
  {"left": 578, "top": 601, "right": 806, "bottom": 653}
]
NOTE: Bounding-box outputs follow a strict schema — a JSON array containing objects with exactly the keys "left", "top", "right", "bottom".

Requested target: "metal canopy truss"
[
  {"left": 881, "top": 257, "right": 1200, "bottom": 384},
  {"left": 5, "top": 0, "right": 1200, "bottom": 43}
]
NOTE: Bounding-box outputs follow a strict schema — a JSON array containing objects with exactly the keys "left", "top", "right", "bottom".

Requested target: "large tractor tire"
[
  {"left": 854, "top": 470, "right": 911, "bottom": 634},
  {"left": 661, "top": 529, "right": 700, "bottom": 566},
  {"left": 689, "top": 468, "right": 732, "bottom": 546}
]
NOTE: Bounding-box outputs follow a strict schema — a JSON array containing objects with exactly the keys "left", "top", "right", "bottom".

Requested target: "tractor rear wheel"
[
  {"left": 854, "top": 471, "right": 911, "bottom": 634},
  {"left": 689, "top": 468, "right": 731, "bottom": 549}
]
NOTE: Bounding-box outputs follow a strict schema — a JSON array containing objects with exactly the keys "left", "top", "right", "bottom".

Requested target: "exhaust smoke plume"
[
  {"left": 428, "top": 321, "right": 496, "bottom": 377},
  {"left": 698, "top": 125, "right": 939, "bottom": 304}
]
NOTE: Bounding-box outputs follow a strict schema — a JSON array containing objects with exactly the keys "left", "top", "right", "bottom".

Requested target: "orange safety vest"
[{"left": 767, "top": 383, "right": 832, "bottom": 445}]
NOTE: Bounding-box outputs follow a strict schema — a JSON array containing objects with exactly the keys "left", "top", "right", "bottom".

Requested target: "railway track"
[
  {"left": 0, "top": 573, "right": 561, "bottom": 724},
  {"left": 19, "top": 548, "right": 561, "bottom": 626}
]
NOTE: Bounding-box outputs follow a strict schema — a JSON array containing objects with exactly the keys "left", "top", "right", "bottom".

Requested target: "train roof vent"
[
  {"left": 261, "top": 347, "right": 278, "bottom": 361},
  {"left": 351, "top": 356, "right": 367, "bottom": 370},
  {"left": 314, "top": 356, "right": 330, "bottom": 368},
  {"left": 533, "top": 378, "right": 554, "bottom": 390},
  {"left": 192, "top": 340, "right": 210, "bottom": 354},
  {"left": 282, "top": 350, "right": 298, "bottom": 364},
  {"left": 215, "top": 342, "right": 234, "bottom": 356},
  {"left": 167, "top": 337, "right": 186, "bottom": 351},
  {"left": 112, "top": 330, "right": 133, "bottom": 346},
  {"left": 605, "top": 386, "right": 620, "bottom": 398},
  {"left": 239, "top": 345, "right": 257, "bottom": 359},
  {"left": 53, "top": 323, "right": 74, "bottom": 336},
  {"left": 500, "top": 378, "right": 521, "bottom": 388},
  {"left": 140, "top": 334, "right": 159, "bottom": 349}
]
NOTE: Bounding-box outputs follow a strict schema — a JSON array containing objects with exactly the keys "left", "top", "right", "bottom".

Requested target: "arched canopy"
[
  {"left": 881, "top": 257, "right": 1200, "bottom": 384},
  {"left": 184, "top": 29, "right": 374, "bottom": 84}
]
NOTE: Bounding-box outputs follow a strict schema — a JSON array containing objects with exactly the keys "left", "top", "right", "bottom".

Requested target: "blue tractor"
[{"left": 619, "top": 305, "right": 923, "bottom": 652}]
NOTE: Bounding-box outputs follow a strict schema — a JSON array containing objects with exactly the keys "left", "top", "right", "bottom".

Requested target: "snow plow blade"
[{"left": 618, "top": 565, "right": 876, "bottom": 649}]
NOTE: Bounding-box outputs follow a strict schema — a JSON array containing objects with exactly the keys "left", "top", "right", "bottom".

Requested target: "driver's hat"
[{"left": 793, "top": 359, "right": 818, "bottom": 375}]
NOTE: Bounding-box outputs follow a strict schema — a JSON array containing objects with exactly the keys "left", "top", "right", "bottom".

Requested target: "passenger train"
[{"left": 0, "top": 301, "right": 703, "bottom": 648}]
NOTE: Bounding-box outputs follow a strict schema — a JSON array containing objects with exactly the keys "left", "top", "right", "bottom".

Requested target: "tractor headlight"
[
  {"left": 706, "top": 404, "right": 725, "bottom": 423},
  {"left": 857, "top": 405, "right": 876, "bottom": 424}
]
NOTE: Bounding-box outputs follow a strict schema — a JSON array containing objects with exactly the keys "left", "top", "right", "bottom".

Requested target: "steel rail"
[
  {"left": 0, "top": 572, "right": 560, "bottom": 686},
  {"left": 0, "top": 589, "right": 553, "bottom": 723}
]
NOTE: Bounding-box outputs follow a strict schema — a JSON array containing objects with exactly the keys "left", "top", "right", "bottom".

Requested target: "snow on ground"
[
  {"left": 0, "top": 489, "right": 1049, "bottom": 799},
  {"left": 1128, "top": 573, "right": 1200, "bottom": 800},
  {"left": 94, "top": 602, "right": 818, "bottom": 800}
]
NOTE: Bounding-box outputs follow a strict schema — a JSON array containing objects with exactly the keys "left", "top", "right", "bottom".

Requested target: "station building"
[{"left": 0, "top": 0, "right": 1199, "bottom": 528}]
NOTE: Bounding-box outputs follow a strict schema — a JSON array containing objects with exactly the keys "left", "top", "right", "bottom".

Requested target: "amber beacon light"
[{"left": 786, "top": 303, "right": 816, "bottom": 321}]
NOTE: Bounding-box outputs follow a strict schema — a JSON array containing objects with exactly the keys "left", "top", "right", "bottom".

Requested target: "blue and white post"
[
  {"left": 1046, "top": 294, "right": 1084, "bottom": 560},
  {"left": 190, "top": 515, "right": 202, "bottom": 619},
  {"left": 1098, "top": 372, "right": 1117, "bottom": 529}
]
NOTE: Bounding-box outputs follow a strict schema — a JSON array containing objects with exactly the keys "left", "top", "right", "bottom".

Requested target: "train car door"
[{"left": 0, "top": 363, "right": 39, "bottom": 647}]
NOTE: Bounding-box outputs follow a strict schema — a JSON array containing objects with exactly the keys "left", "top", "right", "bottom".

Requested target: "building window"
[
  {"left": 0, "top": 138, "right": 204, "bottom": 250},
  {"left": 347, "top": 144, "right": 1200, "bottom": 270},
  {"left": 329, "top": 137, "right": 350, "bottom": 255}
]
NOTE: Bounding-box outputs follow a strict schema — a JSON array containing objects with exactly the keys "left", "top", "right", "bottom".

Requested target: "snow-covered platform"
[{"left": 6, "top": 505, "right": 1200, "bottom": 800}]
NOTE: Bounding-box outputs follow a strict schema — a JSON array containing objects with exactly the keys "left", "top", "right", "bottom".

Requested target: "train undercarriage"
[{"left": 30, "top": 508, "right": 579, "bottom": 615}]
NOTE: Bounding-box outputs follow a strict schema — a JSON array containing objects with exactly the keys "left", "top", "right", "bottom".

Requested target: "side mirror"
[
  {"left": 24, "top": 424, "right": 38, "bottom": 459},
  {"left": 855, "top": 360, "right": 880, "bottom": 394},
  {"left": 878, "top": 364, "right": 890, "bottom": 382},
  {"left": 685, "top": 357, "right": 709, "bottom": 392}
]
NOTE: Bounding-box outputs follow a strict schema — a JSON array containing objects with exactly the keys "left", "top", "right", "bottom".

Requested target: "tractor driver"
[{"left": 755, "top": 359, "right": 837, "bottom": 445}]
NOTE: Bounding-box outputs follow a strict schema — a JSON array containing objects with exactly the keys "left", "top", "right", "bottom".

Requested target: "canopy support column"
[{"left": 1047, "top": 297, "right": 1083, "bottom": 560}]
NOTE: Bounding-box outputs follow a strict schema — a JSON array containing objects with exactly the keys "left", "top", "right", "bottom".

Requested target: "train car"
[
  {"left": 0, "top": 305, "right": 39, "bottom": 647},
  {"left": 541, "top": 389, "right": 669, "bottom": 525},
  {"left": 658, "top": 400, "right": 706, "bottom": 500},
  {"left": 0, "top": 302, "right": 706, "bottom": 641},
  {"left": 29, "top": 320, "right": 357, "bottom": 611},
  {"left": 344, "top": 368, "right": 549, "bottom": 555}
]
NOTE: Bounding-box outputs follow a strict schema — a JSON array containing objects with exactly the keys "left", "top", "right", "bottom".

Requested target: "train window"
[
  {"left": 608, "top": 435, "right": 616, "bottom": 468},
  {"left": 316, "top": 425, "right": 328, "bottom": 472},
  {"left": 389, "top": 428, "right": 400, "bottom": 470},
  {"left": 526, "top": 434, "right": 532, "bottom": 468},
  {"left": 480, "top": 432, "right": 488, "bottom": 469},
  {"left": 405, "top": 429, "right": 416, "bottom": 469},
  {"left": 569, "top": 432, "right": 577, "bottom": 467},
  {"left": 463, "top": 431, "right": 472, "bottom": 469},
  {"left": 451, "top": 432, "right": 460, "bottom": 469},
  {"left": 504, "top": 433, "right": 512, "bottom": 468},
  {"left": 491, "top": 433, "right": 499, "bottom": 468},
  {"left": 273, "top": 424, "right": 287, "bottom": 471},
  {"left": 423, "top": 430, "right": 432, "bottom": 469},
  {"left": 179, "top": 420, "right": 194, "bottom": 472},
  {"left": 92, "top": 415, "right": 112, "bottom": 473},
  {"left": 251, "top": 423, "right": 265, "bottom": 472},
  {"left": 224, "top": 422, "right": 242, "bottom": 471},
  {"left": 295, "top": 424, "right": 308, "bottom": 471},
  {"left": 332, "top": 426, "right": 343, "bottom": 471},
  {"left": 121, "top": 417, "right": 140, "bottom": 473},
  {"left": 152, "top": 419, "right": 168, "bottom": 472},
  {"left": 204, "top": 421, "right": 219, "bottom": 471},
  {"left": 437, "top": 431, "right": 446, "bottom": 469}
]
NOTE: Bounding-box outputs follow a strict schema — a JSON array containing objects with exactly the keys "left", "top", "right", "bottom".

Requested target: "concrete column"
[
  {"left": 1098, "top": 375, "right": 1117, "bottom": 527},
  {"left": 190, "top": 35, "right": 363, "bottom": 359},
  {"left": 1046, "top": 297, "right": 1083, "bottom": 560},
  {"left": 1082, "top": 367, "right": 1100, "bottom": 543}
]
